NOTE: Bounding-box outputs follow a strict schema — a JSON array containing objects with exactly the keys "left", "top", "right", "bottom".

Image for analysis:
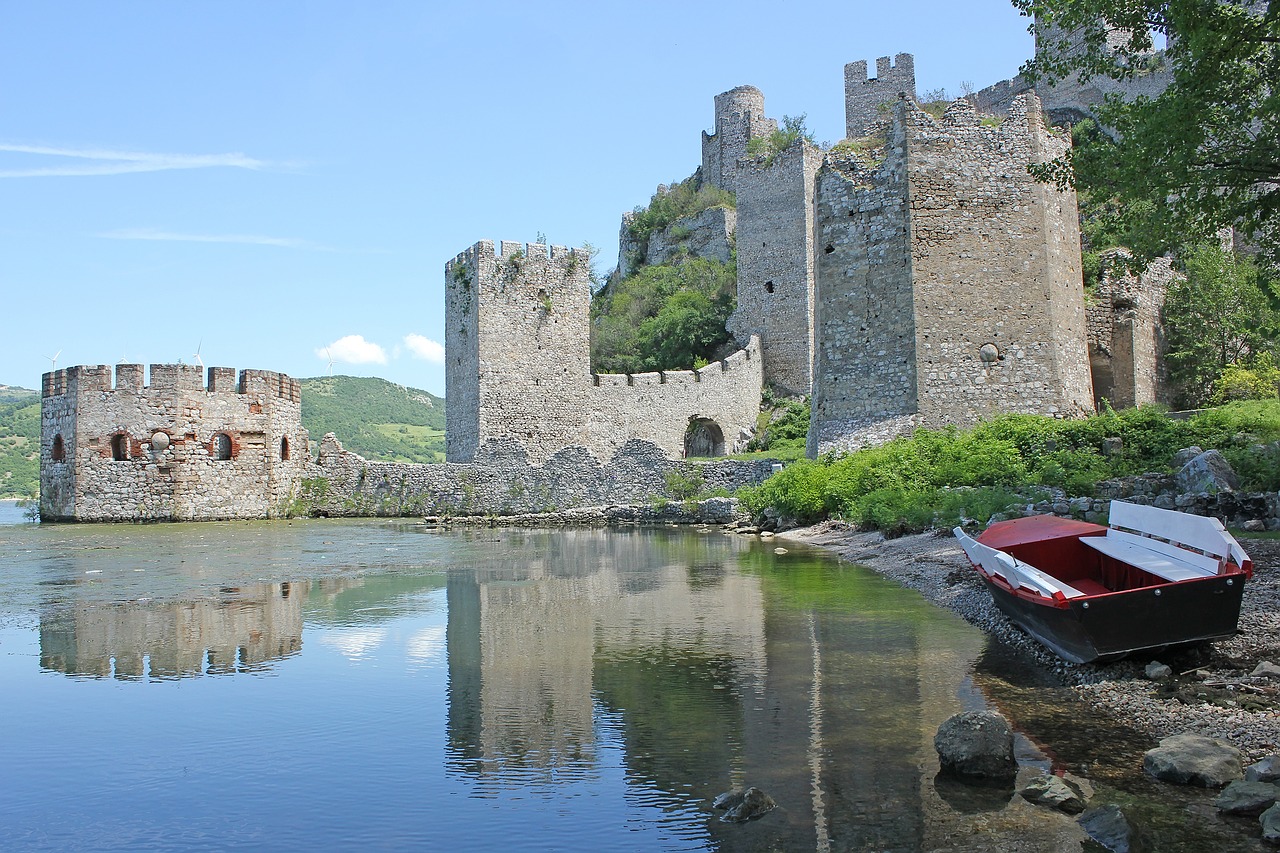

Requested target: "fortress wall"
[
  {"left": 1087, "top": 252, "right": 1174, "bottom": 408},
  {"left": 904, "top": 95, "right": 1093, "bottom": 427},
  {"left": 446, "top": 240, "right": 764, "bottom": 464},
  {"left": 809, "top": 117, "right": 919, "bottom": 455},
  {"left": 845, "top": 54, "right": 916, "bottom": 138},
  {"left": 308, "top": 434, "right": 777, "bottom": 518},
  {"left": 40, "top": 363, "right": 308, "bottom": 522},
  {"left": 730, "top": 141, "right": 824, "bottom": 395}
]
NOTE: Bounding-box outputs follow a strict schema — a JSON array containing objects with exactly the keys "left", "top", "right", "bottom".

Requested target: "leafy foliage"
[
  {"left": 0, "top": 386, "right": 39, "bottom": 498},
  {"left": 300, "top": 376, "right": 445, "bottom": 463},
  {"left": 1017, "top": 0, "right": 1280, "bottom": 263},
  {"left": 625, "top": 176, "right": 736, "bottom": 262},
  {"left": 1162, "top": 242, "right": 1279, "bottom": 407},
  {"left": 591, "top": 258, "right": 737, "bottom": 374},
  {"left": 740, "top": 400, "right": 1280, "bottom": 534},
  {"left": 745, "top": 114, "right": 816, "bottom": 166}
]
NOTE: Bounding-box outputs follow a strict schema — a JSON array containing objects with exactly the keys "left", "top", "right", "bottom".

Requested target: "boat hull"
[{"left": 981, "top": 572, "right": 1246, "bottom": 664}]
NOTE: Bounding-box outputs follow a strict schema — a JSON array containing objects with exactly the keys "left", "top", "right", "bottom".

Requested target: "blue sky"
[{"left": 0, "top": 1, "right": 1033, "bottom": 397}]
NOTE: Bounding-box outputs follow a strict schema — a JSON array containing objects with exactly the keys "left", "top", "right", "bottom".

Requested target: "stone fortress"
[
  {"left": 40, "top": 363, "right": 308, "bottom": 521},
  {"left": 39, "top": 17, "right": 1193, "bottom": 521}
]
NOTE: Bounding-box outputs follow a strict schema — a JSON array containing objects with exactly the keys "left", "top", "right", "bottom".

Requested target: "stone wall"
[
  {"left": 40, "top": 363, "right": 308, "bottom": 522},
  {"left": 445, "top": 239, "right": 763, "bottom": 464},
  {"left": 306, "top": 434, "right": 778, "bottom": 518},
  {"left": 729, "top": 140, "right": 824, "bottom": 396},
  {"left": 1086, "top": 252, "right": 1175, "bottom": 409},
  {"left": 810, "top": 94, "right": 1095, "bottom": 455},
  {"left": 844, "top": 54, "right": 916, "bottom": 138},
  {"left": 701, "top": 86, "right": 777, "bottom": 195}
]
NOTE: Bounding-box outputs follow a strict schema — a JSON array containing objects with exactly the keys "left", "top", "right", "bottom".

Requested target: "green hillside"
[
  {"left": 0, "top": 385, "right": 40, "bottom": 499},
  {"left": 300, "top": 375, "right": 446, "bottom": 463}
]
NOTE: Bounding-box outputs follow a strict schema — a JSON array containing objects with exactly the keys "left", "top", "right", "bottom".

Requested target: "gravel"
[{"left": 780, "top": 521, "right": 1280, "bottom": 762}]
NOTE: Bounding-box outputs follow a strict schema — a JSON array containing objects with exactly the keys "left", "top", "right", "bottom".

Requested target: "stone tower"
[
  {"left": 40, "top": 363, "right": 307, "bottom": 521},
  {"left": 809, "top": 94, "right": 1094, "bottom": 455},
  {"left": 700, "top": 85, "right": 777, "bottom": 194},
  {"left": 844, "top": 54, "right": 916, "bottom": 138}
]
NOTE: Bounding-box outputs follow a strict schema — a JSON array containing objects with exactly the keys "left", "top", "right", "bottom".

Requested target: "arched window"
[
  {"left": 111, "top": 434, "right": 129, "bottom": 461},
  {"left": 280, "top": 436, "right": 290, "bottom": 461},
  {"left": 212, "top": 433, "right": 232, "bottom": 461},
  {"left": 51, "top": 434, "right": 66, "bottom": 463}
]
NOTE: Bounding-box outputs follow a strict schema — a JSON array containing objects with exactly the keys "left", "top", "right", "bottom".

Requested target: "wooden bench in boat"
[
  {"left": 954, "top": 528, "right": 1087, "bottom": 599},
  {"left": 1079, "top": 500, "right": 1250, "bottom": 583}
]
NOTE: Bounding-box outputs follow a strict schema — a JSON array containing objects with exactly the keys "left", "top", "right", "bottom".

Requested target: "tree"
[
  {"left": 1162, "top": 242, "right": 1277, "bottom": 406},
  {"left": 1015, "top": 0, "right": 1280, "bottom": 262}
]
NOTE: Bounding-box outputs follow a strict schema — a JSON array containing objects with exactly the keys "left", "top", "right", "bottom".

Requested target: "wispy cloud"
[
  {"left": 99, "top": 228, "right": 316, "bottom": 249},
  {"left": 403, "top": 334, "right": 444, "bottom": 363},
  {"left": 0, "top": 142, "right": 273, "bottom": 178},
  {"left": 317, "top": 335, "right": 388, "bottom": 365}
]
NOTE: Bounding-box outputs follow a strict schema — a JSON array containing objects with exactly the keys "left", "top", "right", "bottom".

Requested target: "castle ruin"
[{"left": 40, "top": 363, "right": 308, "bottom": 521}]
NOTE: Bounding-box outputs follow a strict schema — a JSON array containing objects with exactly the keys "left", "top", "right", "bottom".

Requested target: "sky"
[{"left": 0, "top": 1, "right": 1034, "bottom": 397}]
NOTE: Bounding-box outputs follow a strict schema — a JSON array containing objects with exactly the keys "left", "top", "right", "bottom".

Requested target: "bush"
[{"left": 626, "top": 177, "right": 735, "bottom": 260}]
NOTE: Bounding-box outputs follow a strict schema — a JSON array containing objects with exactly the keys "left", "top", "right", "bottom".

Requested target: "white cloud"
[
  {"left": 99, "top": 228, "right": 314, "bottom": 249},
  {"left": 403, "top": 334, "right": 444, "bottom": 363},
  {"left": 0, "top": 142, "right": 272, "bottom": 178},
  {"left": 317, "top": 335, "right": 387, "bottom": 365}
]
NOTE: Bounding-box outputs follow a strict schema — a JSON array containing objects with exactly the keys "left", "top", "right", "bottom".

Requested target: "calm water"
[{"left": 0, "top": 518, "right": 1018, "bottom": 852}]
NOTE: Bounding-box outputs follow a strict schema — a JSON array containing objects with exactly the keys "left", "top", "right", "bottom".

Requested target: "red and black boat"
[{"left": 953, "top": 500, "right": 1252, "bottom": 664}]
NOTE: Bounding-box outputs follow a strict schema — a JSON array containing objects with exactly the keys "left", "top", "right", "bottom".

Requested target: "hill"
[
  {"left": 0, "top": 385, "right": 40, "bottom": 499},
  {"left": 299, "top": 375, "right": 446, "bottom": 463}
]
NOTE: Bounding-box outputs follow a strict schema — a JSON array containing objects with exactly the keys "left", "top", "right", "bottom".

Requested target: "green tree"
[
  {"left": 1163, "top": 242, "right": 1277, "bottom": 406},
  {"left": 1015, "top": 0, "right": 1280, "bottom": 262}
]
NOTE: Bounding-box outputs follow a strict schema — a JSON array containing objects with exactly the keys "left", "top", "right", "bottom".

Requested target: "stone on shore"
[
  {"left": 1175, "top": 449, "right": 1239, "bottom": 494},
  {"left": 1252, "top": 661, "right": 1280, "bottom": 679},
  {"left": 1079, "top": 804, "right": 1140, "bottom": 853},
  {"left": 1144, "top": 661, "right": 1172, "bottom": 680},
  {"left": 1215, "top": 780, "right": 1280, "bottom": 816},
  {"left": 1262, "top": 803, "right": 1280, "bottom": 844},
  {"left": 1019, "top": 773, "right": 1087, "bottom": 814},
  {"left": 1143, "top": 732, "right": 1243, "bottom": 787},
  {"left": 1248, "top": 756, "right": 1280, "bottom": 783},
  {"left": 934, "top": 711, "right": 1017, "bottom": 781}
]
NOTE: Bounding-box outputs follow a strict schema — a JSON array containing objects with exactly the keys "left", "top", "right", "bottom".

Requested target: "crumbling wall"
[
  {"left": 1087, "top": 252, "right": 1174, "bottom": 408},
  {"left": 445, "top": 240, "right": 762, "bottom": 464},
  {"left": 40, "top": 363, "right": 308, "bottom": 521},
  {"left": 701, "top": 86, "right": 776, "bottom": 195}
]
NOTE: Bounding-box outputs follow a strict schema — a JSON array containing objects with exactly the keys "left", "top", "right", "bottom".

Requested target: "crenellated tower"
[
  {"left": 844, "top": 54, "right": 916, "bottom": 138},
  {"left": 700, "top": 86, "right": 777, "bottom": 194}
]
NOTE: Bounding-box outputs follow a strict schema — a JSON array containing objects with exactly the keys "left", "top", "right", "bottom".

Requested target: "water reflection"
[
  {"left": 40, "top": 582, "right": 304, "bottom": 678},
  {"left": 444, "top": 529, "right": 985, "bottom": 851}
]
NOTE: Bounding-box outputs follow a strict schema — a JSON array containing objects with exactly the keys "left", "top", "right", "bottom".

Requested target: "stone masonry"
[
  {"left": 445, "top": 240, "right": 762, "bottom": 465},
  {"left": 845, "top": 54, "right": 916, "bottom": 138},
  {"left": 1086, "top": 251, "right": 1175, "bottom": 409},
  {"left": 40, "top": 363, "right": 308, "bottom": 521},
  {"left": 809, "top": 94, "right": 1095, "bottom": 455}
]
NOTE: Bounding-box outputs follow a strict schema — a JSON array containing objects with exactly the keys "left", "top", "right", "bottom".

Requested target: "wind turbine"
[
  {"left": 192, "top": 340, "right": 204, "bottom": 369},
  {"left": 325, "top": 348, "right": 334, "bottom": 376},
  {"left": 46, "top": 350, "right": 61, "bottom": 372}
]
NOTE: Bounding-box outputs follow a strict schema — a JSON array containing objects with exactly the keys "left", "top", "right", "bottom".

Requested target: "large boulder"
[
  {"left": 1143, "top": 732, "right": 1243, "bottom": 787},
  {"left": 1019, "top": 773, "right": 1087, "bottom": 814},
  {"left": 934, "top": 711, "right": 1016, "bottom": 781},
  {"left": 1215, "top": 780, "right": 1280, "bottom": 816},
  {"left": 1262, "top": 803, "right": 1280, "bottom": 844},
  {"left": 1176, "top": 449, "right": 1239, "bottom": 494},
  {"left": 1079, "top": 805, "right": 1141, "bottom": 853},
  {"left": 1248, "top": 756, "right": 1280, "bottom": 783}
]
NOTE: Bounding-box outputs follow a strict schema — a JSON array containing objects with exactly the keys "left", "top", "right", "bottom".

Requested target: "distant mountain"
[
  {"left": 300, "top": 375, "right": 446, "bottom": 464},
  {"left": 0, "top": 385, "right": 39, "bottom": 498}
]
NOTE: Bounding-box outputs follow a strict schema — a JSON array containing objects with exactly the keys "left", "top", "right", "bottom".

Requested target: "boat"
[{"left": 953, "top": 500, "right": 1252, "bottom": 664}]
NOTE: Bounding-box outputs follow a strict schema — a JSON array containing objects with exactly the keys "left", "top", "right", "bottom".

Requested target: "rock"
[
  {"left": 1175, "top": 449, "right": 1239, "bottom": 494},
  {"left": 1243, "top": 519, "right": 1268, "bottom": 532},
  {"left": 934, "top": 711, "right": 1017, "bottom": 781},
  {"left": 1019, "top": 773, "right": 1087, "bottom": 814},
  {"left": 1080, "top": 804, "right": 1140, "bottom": 853},
  {"left": 1144, "top": 661, "right": 1172, "bottom": 680},
  {"left": 713, "top": 787, "right": 776, "bottom": 822},
  {"left": 1172, "top": 446, "right": 1205, "bottom": 467},
  {"left": 1215, "top": 780, "right": 1280, "bottom": 816},
  {"left": 1252, "top": 661, "right": 1280, "bottom": 679},
  {"left": 773, "top": 547, "right": 788, "bottom": 555},
  {"left": 1263, "top": 803, "right": 1280, "bottom": 844},
  {"left": 1143, "top": 732, "right": 1243, "bottom": 787},
  {"left": 1249, "top": 756, "right": 1280, "bottom": 783},
  {"left": 1102, "top": 437, "right": 1123, "bottom": 458},
  {"left": 1153, "top": 493, "right": 1176, "bottom": 510}
]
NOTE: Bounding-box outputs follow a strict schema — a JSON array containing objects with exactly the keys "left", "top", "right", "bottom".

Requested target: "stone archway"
[{"left": 685, "top": 417, "right": 726, "bottom": 458}]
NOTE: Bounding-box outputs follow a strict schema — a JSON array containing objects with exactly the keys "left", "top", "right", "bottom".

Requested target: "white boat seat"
[
  {"left": 954, "top": 528, "right": 1086, "bottom": 599},
  {"left": 1081, "top": 533, "right": 1217, "bottom": 582}
]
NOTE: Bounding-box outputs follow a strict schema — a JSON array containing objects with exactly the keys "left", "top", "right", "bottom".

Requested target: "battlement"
[
  {"left": 590, "top": 339, "right": 760, "bottom": 388},
  {"left": 844, "top": 53, "right": 915, "bottom": 138},
  {"left": 701, "top": 85, "right": 777, "bottom": 194},
  {"left": 42, "top": 364, "right": 301, "bottom": 403}
]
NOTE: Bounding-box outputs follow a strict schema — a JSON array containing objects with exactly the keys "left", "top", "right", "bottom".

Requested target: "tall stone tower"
[
  {"left": 844, "top": 54, "right": 916, "bottom": 138},
  {"left": 700, "top": 86, "right": 777, "bottom": 194},
  {"left": 809, "top": 94, "right": 1094, "bottom": 455}
]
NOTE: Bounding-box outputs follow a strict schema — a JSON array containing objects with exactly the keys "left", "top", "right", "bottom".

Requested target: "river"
[{"left": 0, "top": 517, "right": 1265, "bottom": 851}]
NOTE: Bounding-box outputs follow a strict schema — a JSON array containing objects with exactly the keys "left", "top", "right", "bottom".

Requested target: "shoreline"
[{"left": 779, "top": 520, "right": 1280, "bottom": 763}]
